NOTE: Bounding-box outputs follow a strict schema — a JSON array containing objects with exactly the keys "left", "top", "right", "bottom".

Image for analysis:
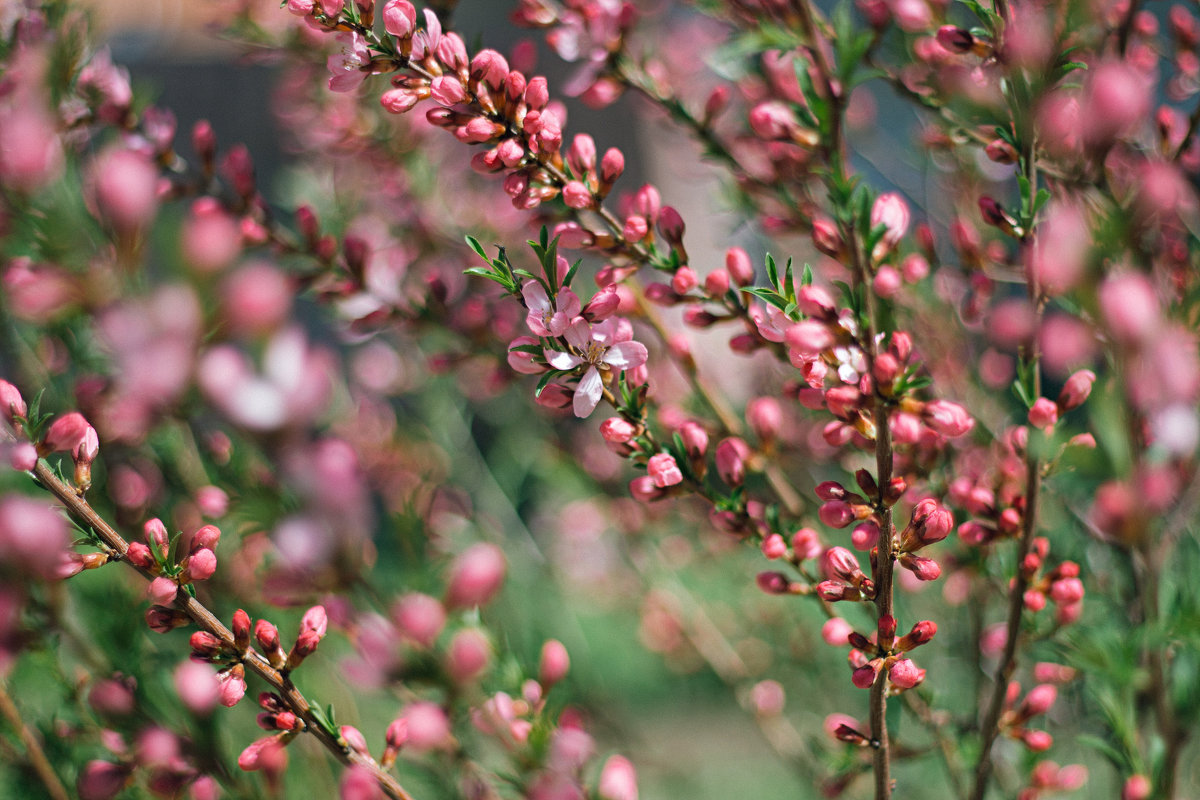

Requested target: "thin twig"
[
  {"left": 969, "top": 144, "right": 1043, "bottom": 800},
  {"left": 28, "top": 460, "right": 417, "bottom": 800},
  {"left": 0, "top": 680, "right": 70, "bottom": 800}
]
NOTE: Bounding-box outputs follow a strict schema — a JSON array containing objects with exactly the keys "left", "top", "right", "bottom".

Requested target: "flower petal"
[
  {"left": 603, "top": 341, "right": 647, "bottom": 370},
  {"left": 521, "top": 281, "right": 551, "bottom": 313},
  {"left": 573, "top": 366, "right": 603, "bottom": 417},
  {"left": 563, "top": 319, "right": 592, "bottom": 350},
  {"left": 545, "top": 349, "right": 582, "bottom": 370}
]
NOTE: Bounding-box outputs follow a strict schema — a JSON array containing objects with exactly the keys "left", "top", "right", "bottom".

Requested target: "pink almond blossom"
[
  {"left": 523, "top": 282, "right": 581, "bottom": 337},
  {"left": 544, "top": 319, "right": 647, "bottom": 418}
]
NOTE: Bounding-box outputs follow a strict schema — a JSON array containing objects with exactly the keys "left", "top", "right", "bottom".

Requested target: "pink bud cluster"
[
  {"left": 76, "top": 725, "right": 220, "bottom": 800},
  {"left": 998, "top": 682, "right": 1059, "bottom": 752},
  {"left": 837, "top": 615, "right": 937, "bottom": 691},
  {"left": 130, "top": 519, "right": 221, "bottom": 629}
]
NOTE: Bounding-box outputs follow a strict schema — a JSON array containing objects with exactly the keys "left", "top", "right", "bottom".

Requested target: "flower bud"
[
  {"left": 600, "top": 147, "right": 625, "bottom": 185},
  {"left": 1057, "top": 369, "right": 1096, "bottom": 411},
  {"left": 539, "top": 639, "right": 570, "bottom": 687},
  {"left": 0, "top": 379, "right": 27, "bottom": 424},
  {"left": 1024, "top": 400, "right": 1058, "bottom": 435},
  {"left": 181, "top": 548, "right": 217, "bottom": 583},
  {"left": 715, "top": 437, "right": 749, "bottom": 486},
  {"left": 218, "top": 664, "right": 246, "bottom": 707},
  {"left": 823, "top": 547, "right": 862, "bottom": 581},
  {"left": 704, "top": 269, "right": 730, "bottom": 296},
  {"left": 746, "top": 397, "right": 783, "bottom": 443},
  {"left": 725, "top": 247, "right": 755, "bottom": 286},
  {"left": 78, "top": 760, "right": 132, "bottom": 800},
  {"left": 144, "top": 518, "right": 170, "bottom": 557},
  {"left": 923, "top": 400, "right": 974, "bottom": 437},
  {"left": 126, "top": 542, "right": 155, "bottom": 569},
  {"left": 852, "top": 662, "right": 880, "bottom": 688},
  {"left": 382, "top": 0, "right": 417, "bottom": 37},
  {"left": 393, "top": 593, "right": 446, "bottom": 647},
  {"left": 871, "top": 193, "right": 909, "bottom": 250},
  {"left": 190, "top": 631, "right": 224, "bottom": 661},
  {"left": 898, "top": 552, "right": 942, "bottom": 581},
  {"left": 446, "top": 628, "right": 491, "bottom": 683},
  {"left": 232, "top": 609, "right": 251, "bottom": 652},
  {"left": 445, "top": 543, "right": 507, "bottom": 609},
  {"left": 678, "top": 421, "right": 709, "bottom": 458},
  {"left": 936, "top": 25, "right": 974, "bottom": 53},
  {"left": 888, "top": 658, "right": 925, "bottom": 689},
  {"left": 819, "top": 500, "right": 855, "bottom": 529},
  {"left": 598, "top": 755, "right": 639, "bottom": 800},
  {"left": 811, "top": 217, "right": 844, "bottom": 258},
  {"left": 145, "top": 606, "right": 190, "bottom": 633},
  {"left": 821, "top": 617, "right": 853, "bottom": 646},
  {"left": 647, "top": 452, "right": 684, "bottom": 488},
  {"left": 756, "top": 571, "right": 792, "bottom": 595},
  {"left": 41, "top": 412, "right": 91, "bottom": 455},
  {"left": 1122, "top": 775, "right": 1152, "bottom": 800},
  {"left": 149, "top": 576, "right": 179, "bottom": 606}
]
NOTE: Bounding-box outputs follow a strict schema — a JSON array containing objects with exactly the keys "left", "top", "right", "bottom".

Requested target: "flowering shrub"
[{"left": 1, "top": 0, "right": 1199, "bottom": 799}]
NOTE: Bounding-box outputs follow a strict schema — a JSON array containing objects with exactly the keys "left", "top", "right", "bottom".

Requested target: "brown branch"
[
  {"left": 29, "top": 460, "right": 417, "bottom": 800},
  {"left": 0, "top": 679, "right": 70, "bottom": 800},
  {"left": 969, "top": 144, "right": 1043, "bottom": 800}
]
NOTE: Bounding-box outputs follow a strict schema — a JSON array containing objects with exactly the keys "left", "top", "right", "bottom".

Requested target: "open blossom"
[
  {"left": 544, "top": 318, "right": 648, "bottom": 417},
  {"left": 871, "top": 192, "right": 910, "bottom": 252},
  {"left": 327, "top": 31, "right": 372, "bottom": 92},
  {"left": 523, "top": 282, "right": 581, "bottom": 337}
]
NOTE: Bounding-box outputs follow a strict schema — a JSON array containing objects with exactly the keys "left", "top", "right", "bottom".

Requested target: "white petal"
[
  {"left": 564, "top": 319, "right": 592, "bottom": 350},
  {"left": 545, "top": 349, "right": 583, "bottom": 370},
  {"left": 573, "top": 367, "right": 603, "bottom": 417},
  {"left": 522, "top": 281, "right": 551, "bottom": 313},
  {"left": 603, "top": 341, "right": 648, "bottom": 370}
]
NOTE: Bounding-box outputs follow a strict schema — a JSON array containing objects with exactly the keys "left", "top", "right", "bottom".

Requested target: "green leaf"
[
  {"left": 1032, "top": 188, "right": 1050, "bottom": 216},
  {"left": 534, "top": 369, "right": 572, "bottom": 398},
  {"left": 741, "top": 286, "right": 790, "bottom": 312},
  {"left": 1076, "top": 734, "right": 1129, "bottom": 771},
  {"left": 464, "top": 235, "right": 489, "bottom": 262},
  {"left": 564, "top": 258, "right": 583, "bottom": 288},
  {"left": 463, "top": 268, "right": 512, "bottom": 290}
]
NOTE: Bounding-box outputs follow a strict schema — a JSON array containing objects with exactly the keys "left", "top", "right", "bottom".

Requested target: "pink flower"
[
  {"left": 445, "top": 628, "right": 491, "bottom": 683},
  {"left": 871, "top": 192, "right": 910, "bottom": 251},
  {"left": 0, "top": 379, "right": 26, "bottom": 423},
  {"left": 327, "top": 31, "right": 372, "bottom": 93},
  {"left": 445, "top": 543, "right": 507, "bottom": 608},
  {"left": 382, "top": 0, "right": 417, "bottom": 37},
  {"left": 400, "top": 701, "right": 453, "bottom": 752},
  {"left": 523, "top": 282, "right": 581, "bottom": 337},
  {"left": 1123, "top": 775, "right": 1152, "bottom": 800},
  {"left": 923, "top": 399, "right": 974, "bottom": 437},
  {"left": 539, "top": 639, "right": 571, "bottom": 687},
  {"left": 88, "top": 147, "right": 159, "bottom": 231},
  {"left": 0, "top": 494, "right": 72, "bottom": 579},
  {"left": 1028, "top": 397, "right": 1058, "bottom": 430},
  {"left": 77, "top": 760, "right": 131, "bottom": 800},
  {"left": 888, "top": 658, "right": 925, "bottom": 689},
  {"left": 598, "top": 755, "right": 639, "bottom": 800},
  {"left": 821, "top": 617, "right": 853, "bottom": 646},
  {"left": 41, "top": 412, "right": 92, "bottom": 454},
  {"left": 174, "top": 660, "right": 220, "bottom": 714},
  {"left": 544, "top": 319, "right": 648, "bottom": 417},
  {"left": 646, "top": 452, "right": 683, "bottom": 488},
  {"left": 1058, "top": 369, "right": 1096, "bottom": 411},
  {"left": 217, "top": 665, "right": 247, "bottom": 707},
  {"left": 393, "top": 593, "right": 446, "bottom": 647}
]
